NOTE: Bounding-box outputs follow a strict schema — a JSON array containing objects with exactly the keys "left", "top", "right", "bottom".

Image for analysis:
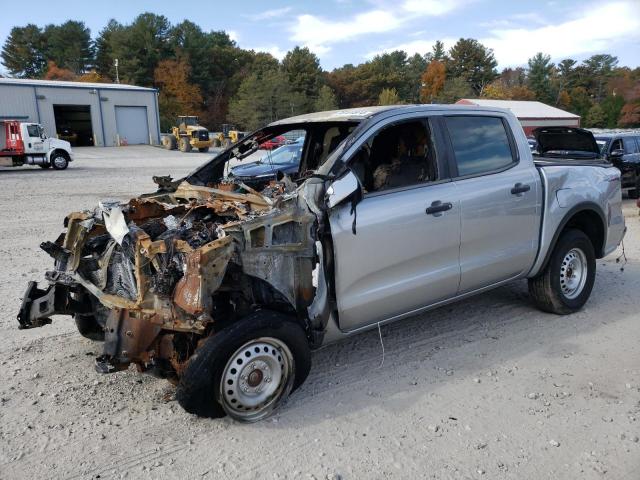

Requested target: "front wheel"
[
  {"left": 176, "top": 310, "right": 311, "bottom": 422},
  {"left": 51, "top": 153, "right": 69, "bottom": 170},
  {"left": 528, "top": 229, "right": 596, "bottom": 314}
]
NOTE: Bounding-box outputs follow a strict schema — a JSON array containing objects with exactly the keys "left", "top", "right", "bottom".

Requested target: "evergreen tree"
[
  {"left": 527, "top": 53, "right": 555, "bottom": 104},
  {"left": 43, "top": 21, "right": 93, "bottom": 74},
  {"left": 314, "top": 85, "right": 338, "bottom": 111},
  {"left": 282, "top": 47, "right": 323, "bottom": 111},
  {"left": 446, "top": 38, "right": 497, "bottom": 95},
  {"left": 1, "top": 24, "right": 46, "bottom": 77},
  {"left": 585, "top": 104, "right": 606, "bottom": 127}
]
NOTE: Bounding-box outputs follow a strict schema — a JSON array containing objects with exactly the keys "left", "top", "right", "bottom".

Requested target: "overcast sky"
[{"left": 1, "top": 0, "right": 639, "bottom": 72}]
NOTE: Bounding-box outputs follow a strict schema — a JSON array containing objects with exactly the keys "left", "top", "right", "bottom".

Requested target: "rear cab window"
[{"left": 444, "top": 116, "right": 516, "bottom": 177}]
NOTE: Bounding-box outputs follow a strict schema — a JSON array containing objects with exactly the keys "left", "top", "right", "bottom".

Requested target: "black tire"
[
  {"left": 74, "top": 314, "right": 105, "bottom": 341},
  {"left": 51, "top": 152, "right": 69, "bottom": 170},
  {"left": 179, "top": 137, "right": 192, "bottom": 153},
  {"left": 162, "top": 135, "right": 177, "bottom": 150},
  {"left": 176, "top": 310, "right": 311, "bottom": 421},
  {"left": 198, "top": 147, "right": 210, "bottom": 153},
  {"left": 528, "top": 228, "right": 596, "bottom": 314}
]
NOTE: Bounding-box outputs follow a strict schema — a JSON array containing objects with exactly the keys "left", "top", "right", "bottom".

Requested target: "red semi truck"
[{"left": 0, "top": 120, "right": 73, "bottom": 170}]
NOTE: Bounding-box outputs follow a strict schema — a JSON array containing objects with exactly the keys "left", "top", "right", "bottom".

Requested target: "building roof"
[
  {"left": 0, "top": 77, "right": 156, "bottom": 92},
  {"left": 457, "top": 99, "right": 579, "bottom": 119}
]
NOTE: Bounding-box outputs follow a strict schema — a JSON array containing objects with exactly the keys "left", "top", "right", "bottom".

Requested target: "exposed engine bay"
[{"left": 18, "top": 173, "right": 320, "bottom": 378}]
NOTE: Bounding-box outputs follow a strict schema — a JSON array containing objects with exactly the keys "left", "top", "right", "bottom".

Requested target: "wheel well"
[
  {"left": 563, "top": 209, "right": 605, "bottom": 258},
  {"left": 52, "top": 149, "right": 69, "bottom": 160}
]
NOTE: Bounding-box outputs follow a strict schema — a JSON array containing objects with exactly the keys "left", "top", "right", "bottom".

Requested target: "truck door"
[
  {"left": 23, "top": 124, "right": 45, "bottom": 154},
  {"left": 329, "top": 116, "right": 460, "bottom": 332},
  {"left": 444, "top": 115, "right": 540, "bottom": 293}
]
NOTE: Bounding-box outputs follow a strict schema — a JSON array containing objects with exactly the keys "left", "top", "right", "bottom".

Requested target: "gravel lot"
[{"left": 1, "top": 146, "right": 639, "bottom": 479}]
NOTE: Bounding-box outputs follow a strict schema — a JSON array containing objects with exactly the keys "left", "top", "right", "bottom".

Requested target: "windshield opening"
[{"left": 185, "top": 121, "right": 359, "bottom": 187}]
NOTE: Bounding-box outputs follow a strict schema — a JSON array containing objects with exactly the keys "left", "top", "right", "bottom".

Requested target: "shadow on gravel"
[{"left": 274, "top": 263, "right": 634, "bottom": 425}]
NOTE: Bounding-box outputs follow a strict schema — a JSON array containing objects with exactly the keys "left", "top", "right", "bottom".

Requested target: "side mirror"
[
  {"left": 610, "top": 148, "right": 624, "bottom": 158},
  {"left": 326, "top": 170, "right": 359, "bottom": 209}
]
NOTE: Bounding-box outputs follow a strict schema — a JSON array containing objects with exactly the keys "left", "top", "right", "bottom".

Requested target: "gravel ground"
[{"left": 1, "top": 146, "right": 639, "bottom": 480}]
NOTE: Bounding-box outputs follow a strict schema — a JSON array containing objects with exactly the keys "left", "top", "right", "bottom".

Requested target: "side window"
[
  {"left": 610, "top": 139, "right": 623, "bottom": 151},
  {"left": 623, "top": 138, "right": 639, "bottom": 154},
  {"left": 27, "top": 125, "right": 40, "bottom": 138},
  {"left": 445, "top": 116, "right": 515, "bottom": 177},
  {"left": 350, "top": 120, "right": 438, "bottom": 194}
]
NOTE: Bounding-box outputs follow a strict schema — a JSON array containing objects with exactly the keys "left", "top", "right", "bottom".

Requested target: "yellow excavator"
[
  {"left": 162, "top": 116, "right": 213, "bottom": 153},
  {"left": 212, "top": 124, "right": 246, "bottom": 148}
]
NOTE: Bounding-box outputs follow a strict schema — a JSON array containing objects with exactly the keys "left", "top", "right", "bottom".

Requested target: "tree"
[
  {"left": 1, "top": 24, "right": 46, "bottom": 77},
  {"left": 431, "top": 40, "right": 447, "bottom": 62},
  {"left": 601, "top": 94, "right": 625, "bottom": 128},
  {"left": 228, "top": 70, "right": 305, "bottom": 130},
  {"left": 618, "top": 100, "right": 640, "bottom": 127},
  {"left": 378, "top": 87, "right": 401, "bottom": 105},
  {"left": 314, "top": 85, "right": 338, "bottom": 111},
  {"left": 97, "top": 13, "right": 171, "bottom": 86},
  {"left": 568, "top": 86, "right": 593, "bottom": 119},
  {"left": 43, "top": 21, "right": 93, "bottom": 74},
  {"left": 527, "top": 52, "right": 555, "bottom": 104},
  {"left": 154, "top": 58, "right": 203, "bottom": 130},
  {"left": 420, "top": 60, "right": 446, "bottom": 103},
  {"left": 43, "top": 61, "right": 76, "bottom": 80},
  {"left": 282, "top": 46, "right": 323, "bottom": 111},
  {"left": 585, "top": 104, "right": 606, "bottom": 128},
  {"left": 446, "top": 38, "right": 497, "bottom": 95},
  {"left": 435, "top": 77, "right": 473, "bottom": 103},
  {"left": 582, "top": 54, "right": 618, "bottom": 102}
]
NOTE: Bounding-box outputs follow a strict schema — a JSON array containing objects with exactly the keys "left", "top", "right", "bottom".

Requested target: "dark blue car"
[{"left": 230, "top": 140, "right": 304, "bottom": 187}]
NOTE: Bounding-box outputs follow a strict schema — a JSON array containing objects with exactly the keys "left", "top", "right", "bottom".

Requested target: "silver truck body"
[{"left": 19, "top": 105, "right": 625, "bottom": 418}]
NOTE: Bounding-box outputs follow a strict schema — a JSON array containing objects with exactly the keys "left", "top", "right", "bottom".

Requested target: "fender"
[{"left": 532, "top": 201, "right": 606, "bottom": 277}]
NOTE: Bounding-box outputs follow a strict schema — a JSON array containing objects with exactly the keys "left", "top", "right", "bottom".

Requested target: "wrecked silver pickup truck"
[{"left": 18, "top": 106, "right": 626, "bottom": 422}]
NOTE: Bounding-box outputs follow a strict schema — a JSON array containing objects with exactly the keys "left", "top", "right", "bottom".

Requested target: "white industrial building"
[{"left": 0, "top": 78, "right": 160, "bottom": 147}]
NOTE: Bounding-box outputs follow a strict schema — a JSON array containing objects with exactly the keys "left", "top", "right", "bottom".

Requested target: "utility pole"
[{"left": 114, "top": 59, "right": 120, "bottom": 84}]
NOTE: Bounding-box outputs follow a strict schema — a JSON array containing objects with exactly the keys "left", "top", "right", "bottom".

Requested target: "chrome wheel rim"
[
  {"left": 53, "top": 155, "right": 67, "bottom": 168},
  {"left": 560, "top": 247, "right": 588, "bottom": 299},
  {"left": 220, "top": 337, "right": 294, "bottom": 422}
]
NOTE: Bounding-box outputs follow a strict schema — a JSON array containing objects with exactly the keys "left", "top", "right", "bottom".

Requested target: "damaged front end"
[{"left": 18, "top": 177, "right": 318, "bottom": 378}]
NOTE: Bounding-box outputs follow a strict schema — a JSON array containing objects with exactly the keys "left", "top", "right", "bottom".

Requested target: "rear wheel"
[
  {"left": 51, "top": 152, "right": 69, "bottom": 170},
  {"left": 176, "top": 310, "right": 311, "bottom": 421},
  {"left": 179, "top": 137, "right": 192, "bottom": 153},
  {"left": 528, "top": 229, "right": 596, "bottom": 314}
]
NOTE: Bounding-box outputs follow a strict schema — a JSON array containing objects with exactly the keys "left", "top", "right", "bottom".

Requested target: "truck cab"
[{"left": 0, "top": 120, "right": 73, "bottom": 169}]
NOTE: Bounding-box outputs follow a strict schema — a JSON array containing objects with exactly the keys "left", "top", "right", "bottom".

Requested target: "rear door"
[
  {"left": 329, "top": 114, "right": 461, "bottom": 332},
  {"left": 444, "top": 114, "right": 540, "bottom": 293}
]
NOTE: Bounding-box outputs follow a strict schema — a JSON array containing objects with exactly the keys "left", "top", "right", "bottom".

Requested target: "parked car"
[
  {"left": 19, "top": 106, "right": 625, "bottom": 422},
  {"left": 229, "top": 139, "right": 304, "bottom": 188},
  {"left": 259, "top": 135, "right": 287, "bottom": 150},
  {"left": 594, "top": 133, "right": 640, "bottom": 198}
]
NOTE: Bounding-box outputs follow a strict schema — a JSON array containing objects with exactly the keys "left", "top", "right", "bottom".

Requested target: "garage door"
[{"left": 115, "top": 106, "right": 149, "bottom": 145}]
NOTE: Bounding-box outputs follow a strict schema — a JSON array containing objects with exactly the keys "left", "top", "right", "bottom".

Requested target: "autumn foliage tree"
[
  {"left": 43, "top": 61, "right": 76, "bottom": 80},
  {"left": 154, "top": 58, "right": 203, "bottom": 130},
  {"left": 420, "top": 60, "right": 445, "bottom": 103}
]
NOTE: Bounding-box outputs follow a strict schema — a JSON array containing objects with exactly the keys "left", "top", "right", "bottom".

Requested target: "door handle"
[
  {"left": 511, "top": 183, "right": 531, "bottom": 195},
  {"left": 425, "top": 200, "right": 453, "bottom": 215}
]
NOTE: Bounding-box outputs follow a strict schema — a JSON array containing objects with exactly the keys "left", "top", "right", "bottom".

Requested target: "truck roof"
[{"left": 268, "top": 104, "right": 514, "bottom": 126}]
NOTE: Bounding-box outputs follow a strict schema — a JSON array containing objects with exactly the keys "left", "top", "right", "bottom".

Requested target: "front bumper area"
[{"left": 17, "top": 280, "right": 88, "bottom": 329}]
